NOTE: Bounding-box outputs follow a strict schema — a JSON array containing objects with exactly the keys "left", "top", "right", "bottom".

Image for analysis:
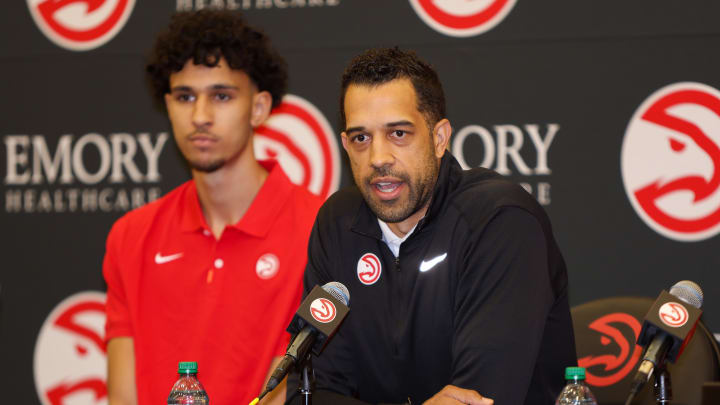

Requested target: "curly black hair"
[
  {"left": 146, "top": 9, "right": 287, "bottom": 108},
  {"left": 340, "top": 47, "right": 446, "bottom": 131}
]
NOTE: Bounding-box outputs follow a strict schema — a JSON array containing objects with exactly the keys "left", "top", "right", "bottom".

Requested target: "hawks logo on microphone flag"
[
  {"left": 310, "top": 298, "right": 337, "bottom": 323},
  {"left": 659, "top": 302, "right": 690, "bottom": 328}
]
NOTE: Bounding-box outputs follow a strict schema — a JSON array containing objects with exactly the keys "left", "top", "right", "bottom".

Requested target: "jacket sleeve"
[
  {"left": 450, "top": 206, "right": 555, "bottom": 403},
  {"left": 302, "top": 214, "right": 359, "bottom": 398}
]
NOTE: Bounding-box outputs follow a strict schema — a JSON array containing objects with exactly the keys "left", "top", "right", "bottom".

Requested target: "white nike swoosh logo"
[
  {"left": 155, "top": 252, "right": 183, "bottom": 264},
  {"left": 419, "top": 253, "right": 447, "bottom": 272}
]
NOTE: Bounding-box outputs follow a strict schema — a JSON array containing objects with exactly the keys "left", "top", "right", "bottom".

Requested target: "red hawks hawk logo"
[
  {"left": 27, "top": 0, "right": 136, "bottom": 51},
  {"left": 622, "top": 82, "right": 720, "bottom": 241},
  {"left": 256, "top": 253, "right": 280, "bottom": 280},
  {"left": 659, "top": 302, "right": 689, "bottom": 328},
  {"left": 357, "top": 253, "right": 382, "bottom": 285},
  {"left": 254, "top": 94, "right": 341, "bottom": 200},
  {"left": 34, "top": 291, "right": 108, "bottom": 405},
  {"left": 310, "top": 298, "right": 337, "bottom": 323},
  {"left": 409, "top": 0, "right": 517, "bottom": 37},
  {"left": 578, "top": 313, "right": 643, "bottom": 387}
]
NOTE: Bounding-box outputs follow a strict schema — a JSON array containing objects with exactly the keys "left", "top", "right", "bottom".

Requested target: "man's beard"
[
  {"left": 183, "top": 130, "right": 227, "bottom": 173},
  {"left": 357, "top": 154, "right": 439, "bottom": 224},
  {"left": 189, "top": 159, "right": 225, "bottom": 173}
]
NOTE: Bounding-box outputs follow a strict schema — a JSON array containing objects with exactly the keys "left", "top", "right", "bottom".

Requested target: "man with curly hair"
[
  {"left": 103, "top": 10, "right": 323, "bottom": 405},
  {"left": 302, "top": 48, "right": 576, "bottom": 404}
]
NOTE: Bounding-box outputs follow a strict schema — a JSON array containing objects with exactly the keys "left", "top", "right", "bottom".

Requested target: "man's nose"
[
  {"left": 192, "top": 95, "right": 212, "bottom": 129},
  {"left": 369, "top": 135, "right": 394, "bottom": 168}
]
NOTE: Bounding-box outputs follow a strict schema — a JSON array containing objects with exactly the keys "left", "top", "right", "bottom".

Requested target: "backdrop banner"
[{"left": 2, "top": 1, "right": 719, "bottom": 403}]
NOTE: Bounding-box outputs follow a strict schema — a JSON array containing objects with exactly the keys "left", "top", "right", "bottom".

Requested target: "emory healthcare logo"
[
  {"left": 578, "top": 313, "right": 643, "bottom": 387},
  {"left": 357, "top": 253, "right": 382, "bottom": 285},
  {"left": 27, "top": 0, "right": 136, "bottom": 51},
  {"left": 254, "top": 94, "right": 341, "bottom": 200},
  {"left": 310, "top": 298, "right": 337, "bottom": 323},
  {"left": 34, "top": 291, "right": 108, "bottom": 405},
  {"left": 409, "top": 0, "right": 517, "bottom": 37},
  {"left": 659, "top": 302, "right": 689, "bottom": 328},
  {"left": 622, "top": 82, "right": 720, "bottom": 241}
]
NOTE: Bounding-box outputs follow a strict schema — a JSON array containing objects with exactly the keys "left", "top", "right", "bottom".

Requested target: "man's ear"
[
  {"left": 250, "top": 91, "right": 273, "bottom": 127},
  {"left": 341, "top": 132, "right": 349, "bottom": 152},
  {"left": 433, "top": 118, "right": 452, "bottom": 158}
]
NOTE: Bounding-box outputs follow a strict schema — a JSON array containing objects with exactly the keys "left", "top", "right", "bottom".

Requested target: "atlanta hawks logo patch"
[
  {"left": 357, "top": 253, "right": 382, "bottom": 285},
  {"left": 256, "top": 253, "right": 280, "bottom": 280}
]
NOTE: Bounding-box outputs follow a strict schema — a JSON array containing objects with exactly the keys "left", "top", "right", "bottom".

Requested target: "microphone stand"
[
  {"left": 299, "top": 353, "right": 315, "bottom": 405},
  {"left": 653, "top": 364, "right": 671, "bottom": 404},
  {"left": 625, "top": 360, "right": 672, "bottom": 405}
]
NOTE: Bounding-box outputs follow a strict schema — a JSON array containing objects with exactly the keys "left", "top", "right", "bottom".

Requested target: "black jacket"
[{"left": 303, "top": 153, "right": 576, "bottom": 404}]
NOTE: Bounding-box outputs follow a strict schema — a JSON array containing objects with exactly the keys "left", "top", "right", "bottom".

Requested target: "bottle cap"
[
  {"left": 178, "top": 361, "right": 198, "bottom": 373},
  {"left": 565, "top": 366, "right": 586, "bottom": 380}
]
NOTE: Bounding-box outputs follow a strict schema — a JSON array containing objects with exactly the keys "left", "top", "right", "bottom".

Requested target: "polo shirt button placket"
[
  {"left": 207, "top": 257, "right": 224, "bottom": 284},
  {"left": 202, "top": 228, "right": 211, "bottom": 284}
]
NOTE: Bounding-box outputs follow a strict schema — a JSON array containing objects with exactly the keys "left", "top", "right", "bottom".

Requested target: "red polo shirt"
[{"left": 104, "top": 161, "right": 323, "bottom": 405}]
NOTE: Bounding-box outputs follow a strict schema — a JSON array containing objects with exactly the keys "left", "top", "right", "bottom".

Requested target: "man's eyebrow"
[
  {"left": 345, "top": 121, "right": 415, "bottom": 134},
  {"left": 169, "top": 85, "right": 192, "bottom": 93},
  {"left": 385, "top": 120, "right": 414, "bottom": 128},
  {"left": 169, "top": 84, "right": 239, "bottom": 92},
  {"left": 209, "top": 84, "right": 239, "bottom": 90},
  {"left": 345, "top": 126, "right": 366, "bottom": 134}
]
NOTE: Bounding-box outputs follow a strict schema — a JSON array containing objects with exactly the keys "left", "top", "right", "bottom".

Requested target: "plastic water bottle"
[
  {"left": 555, "top": 367, "right": 598, "bottom": 405},
  {"left": 167, "top": 361, "right": 210, "bottom": 404}
]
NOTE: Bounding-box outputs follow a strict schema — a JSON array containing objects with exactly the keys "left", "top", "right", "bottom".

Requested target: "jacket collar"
[{"left": 180, "top": 160, "right": 294, "bottom": 238}]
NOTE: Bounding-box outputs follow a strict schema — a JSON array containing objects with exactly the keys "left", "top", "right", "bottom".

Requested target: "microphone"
[
  {"left": 628, "top": 280, "right": 704, "bottom": 397},
  {"left": 260, "top": 282, "right": 350, "bottom": 397}
]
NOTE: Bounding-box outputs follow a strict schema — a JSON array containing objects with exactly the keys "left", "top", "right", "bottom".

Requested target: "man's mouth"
[
  {"left": 369, "top": 177, "right": 405, "bottom": 200},
  {"left": 375, "top": 182, "right": 401, "bottom": 193},
  {"left": 188, "top": 133, "right": 217, "bottom": 148}
]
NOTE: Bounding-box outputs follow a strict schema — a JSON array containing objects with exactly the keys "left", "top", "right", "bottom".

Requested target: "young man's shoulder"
[
  {"left": 314, "top": 186, "right": 364, "bottom": 224},
  {"left": 107, "top": 180, "right": 193, "bottom": 241},
  {"left": 287, "top": 181, "right": 326, "bottom": 214},
  {"left": 264, "top": 162, "right": 325, "bottom": 233}
]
